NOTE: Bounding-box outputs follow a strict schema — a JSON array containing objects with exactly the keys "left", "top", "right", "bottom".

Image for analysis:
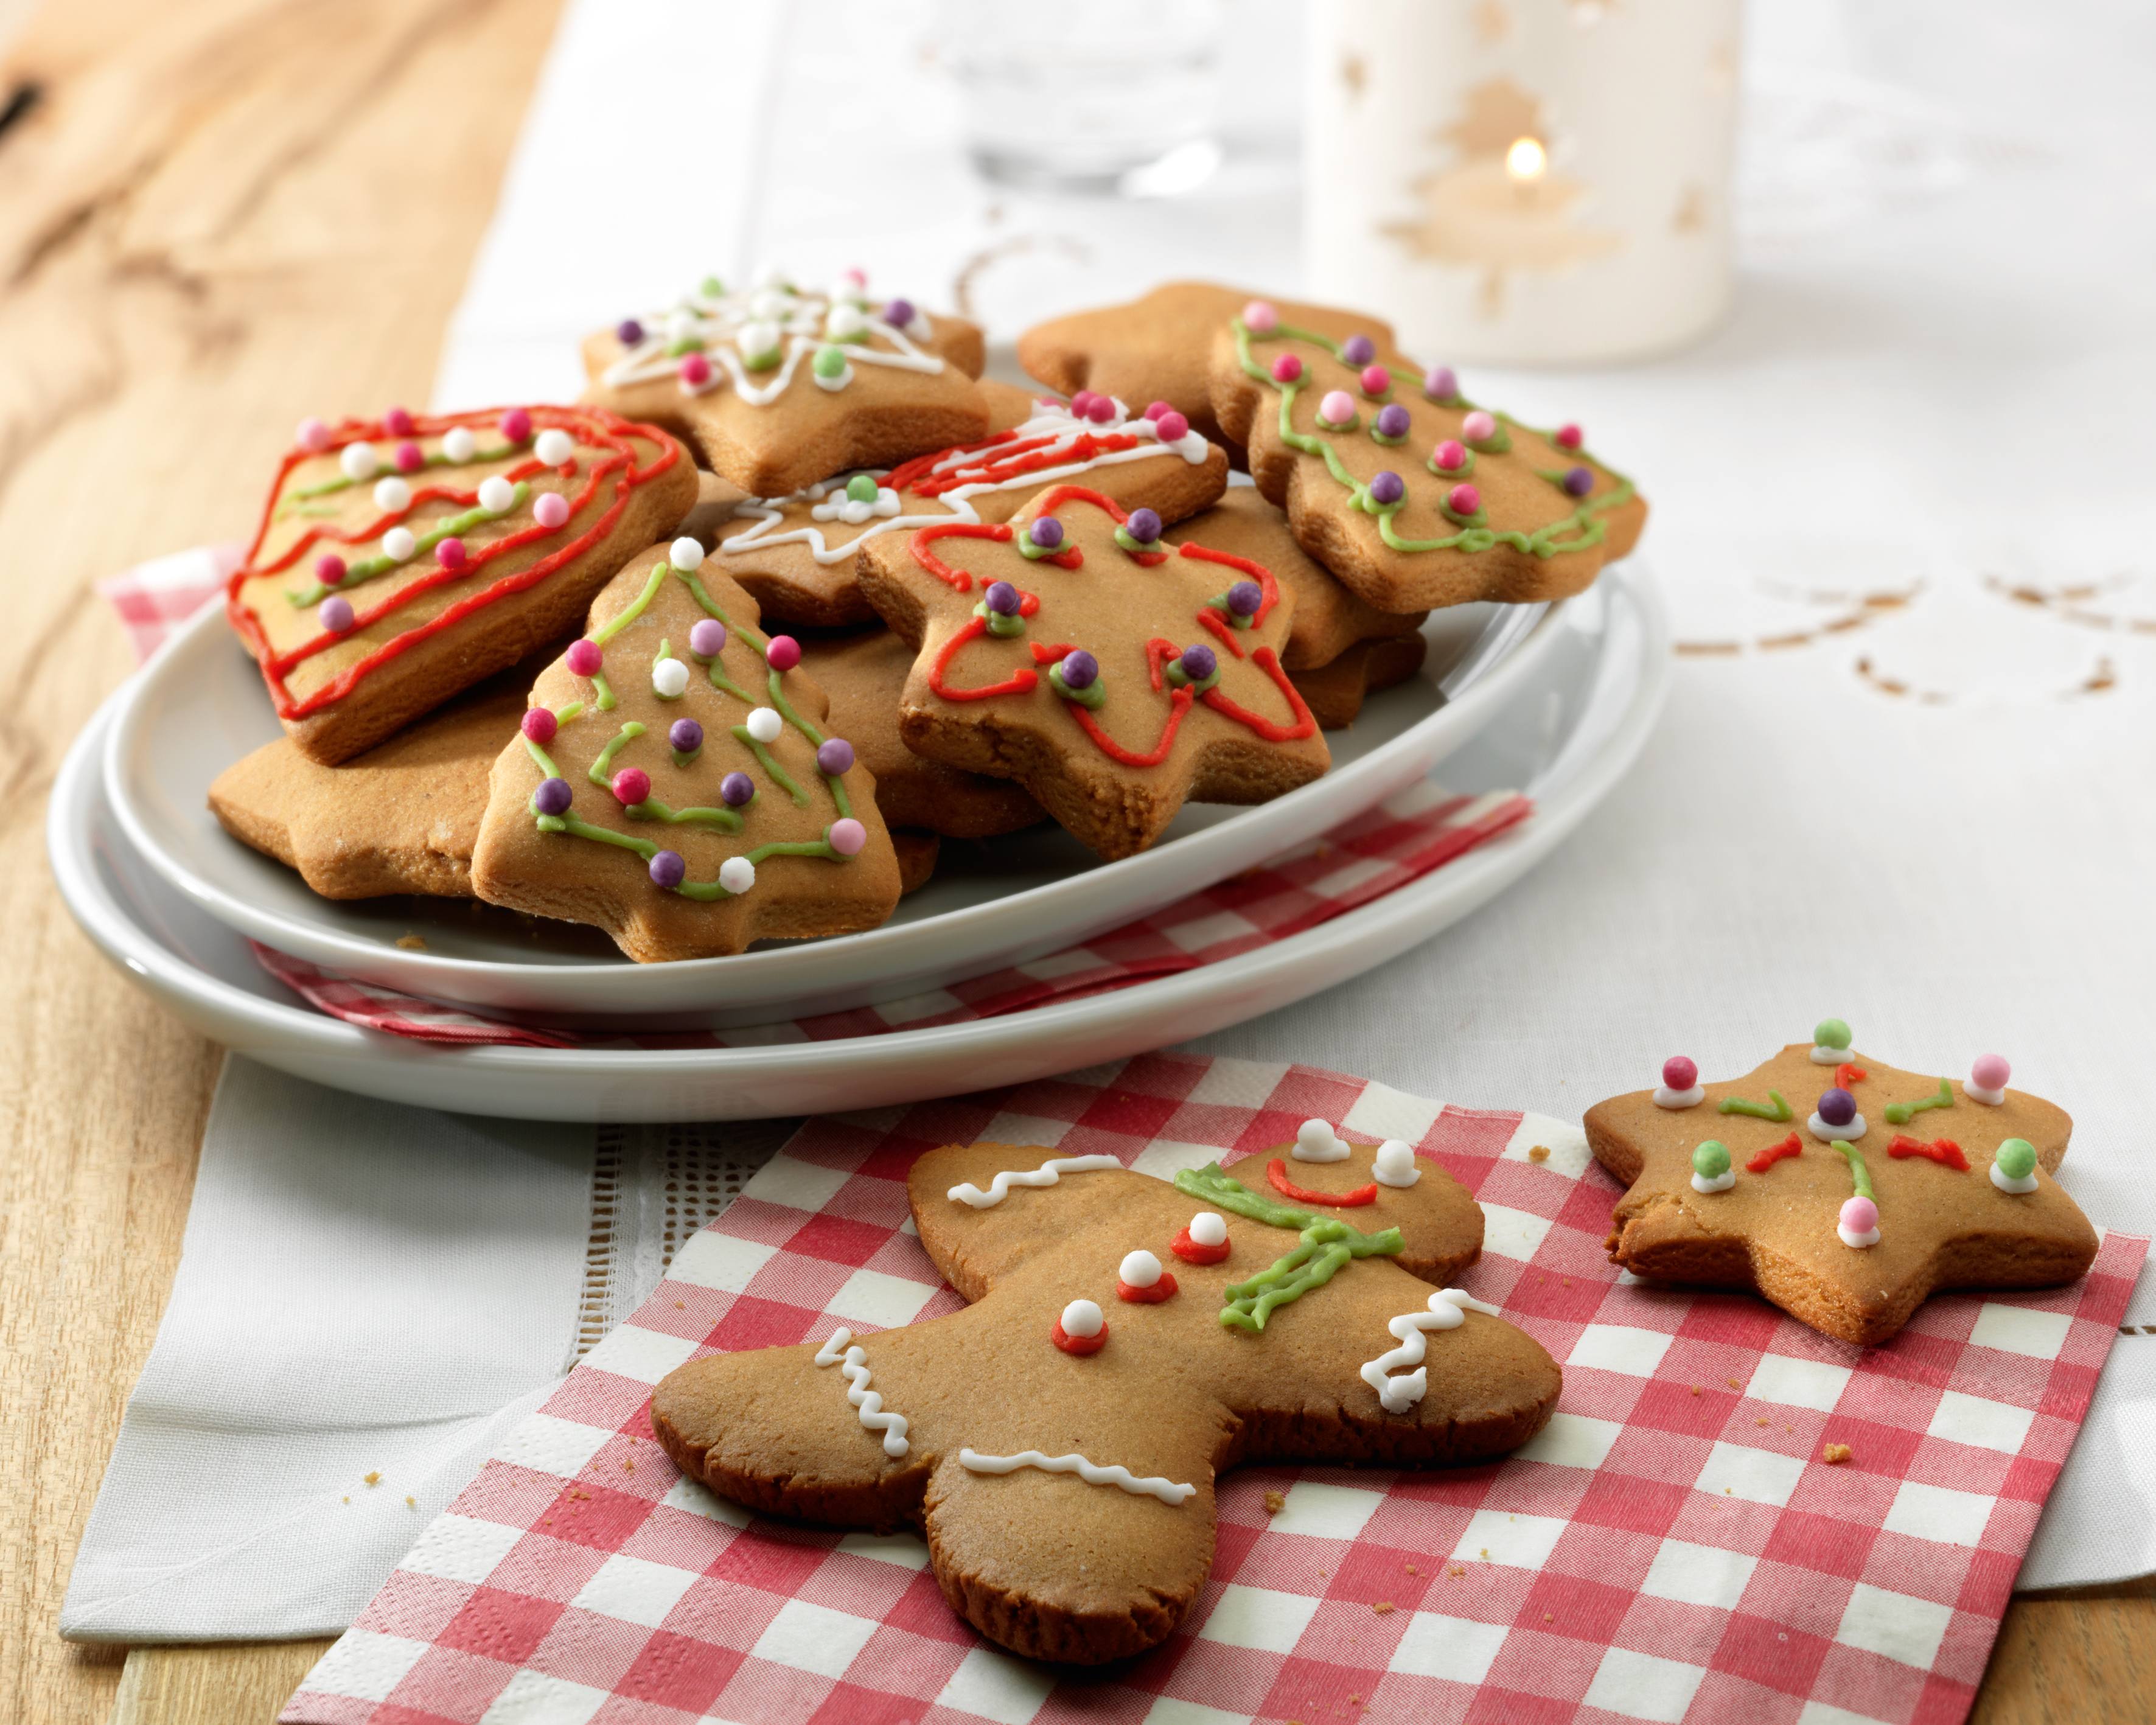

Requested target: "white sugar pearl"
[
  {"left": 478, "top": 476, "right": 516, "bottom": 514},
  {"left": 1188, "top": 1211, "right": 1227, "bottom": 1248},
  {"left": 1061, "top": 1299, "right": 1104, "bottom": 1338},
  {"left": 534, "top": 428, "right": 575, "bottom": 467},
  {"left": 745, "top": 706, "right": 783, "bottom": 744},
  {"left": 738, "top": 319, "right": 781, "bottom": 358},
  {"left": 669, "top": 536, "right": 706, "bottom": 571},
  {"left": 652, "top": 657, "right": 689, "bottom": 698},
  {"left": 1294, "top": 1118, "right": 1350, "bottom": 1162},
  {"left": 748, "top": 289, "right": 789, "bottom": 320},
  {"left": 382, "top": 527, "right": 416, "bottom": 562},
  {"left": 1372, "top": 1140, "right": 1422, "bottom": 1188},
  {"left": 826, "top": 304, "right": 868, "bottom": 340},
  {"left": 340, "top": 442, "right": 379, "bottom": 482},
  {"left": 372, "top": 476, "right": 411, "bottom": 512},
  {"left": 441, "top": 426, "right": 476, "bottom": 463},
  {"left": 718, "top": 856, "right": 755, "bottom": 894},
  {"left": 1118, "top": 1250, "right": 1162, "bottom": 1288},
  {"left": 665, "top": 308, "right": 697, "bottom": 344}
]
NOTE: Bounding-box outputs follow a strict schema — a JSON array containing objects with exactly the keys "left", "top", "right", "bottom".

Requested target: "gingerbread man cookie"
[
  {"left": 1585, "top": 1022, "right": 2098, "bottom": 1345},
  {"left": 469, "top": 538, "right": 899, "bottom": 961},
  {"left": 651, "top": 1123, "right": 1557, "bottom": 1664},
  {"left": 1210, "top": 301, "right": 1648, "bottom": 612},
  {"left": 229, "top": 406, "right": 696, "bottom": 764},
  {"left": 856, "top": 484, "right": 1329, "bottom": 859},
  {"left": 578, "top": 269, "right": 990, "bottom": 498}
]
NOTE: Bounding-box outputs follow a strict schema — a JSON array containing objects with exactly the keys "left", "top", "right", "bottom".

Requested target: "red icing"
[
  {"left": 1201, "top": 648, "right": 1319, "bottom": 742},
  {"left": 1888, "top": 1135, "right": 1969, "bottom": 1170},
  {"left": 1117, "top": 1272, "right": 1178, "bottom": 1304},
  {"left": 887, "top": 428, "right": 1148, "bottom": 498},
  {"left": 930, "top": 614, "right": 1038, "bottom": 702},
  {"left": 1170, "top": 1227, "right": 1230, "bottom": 1266},
  {"left": 1266, "top": 1157, "right": 1379, "bottom": 1207},
  {"left": 1051, "top": 1317, "right": 1107, "bottom": 1356},
  {"left": 1747, "top": 1132, "right": 1803, "bottom": 1174},
  {"left": 1837, "top": 1062, "right": 1868, "bottom": 1090},
  {"left": 1070, "top": 687, "right": 1193, "bottom": 767},
  {"left": 1179, "top": 542, "right": 1282, "bottom": 625},
  {"left": 910, "top": 521, "right": 1011, "bottom": 592}
]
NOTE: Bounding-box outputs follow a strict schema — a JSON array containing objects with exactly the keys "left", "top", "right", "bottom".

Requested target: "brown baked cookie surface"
[
  {"left": 1017, "top": 281, "right": 1398, "bottom": 449},
  {"left": 469, "top": 538, "right": 900, "bottom": 961},
  {"left": 1585, "top": 1028, "right": 2098, "bottom": 1346},
  {"left": 857, "top": 486, "right": 1330, "bottom": 860},
  {"left": 1288, "top": 632, "right": 1431, "bottom": 730},
  {"left": 891, "top": 828, "right": 939, "bottom": 894},
  {"left": 1210, "top": 302, "right": 1647, "bottom": 612},
  {"left": 801, "top": 629, "right": 1042, "bottom": 840},
  {"left": 576, "top": 273, "right": 989, "bottom": 498},
  {"left": 651, "top": 1131, "right": 1557, "bottom": 1664},
  {"left": 230, "top": 407, "right": 697, "bottom": 765}
]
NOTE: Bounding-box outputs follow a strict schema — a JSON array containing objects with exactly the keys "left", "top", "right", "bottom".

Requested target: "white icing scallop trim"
[
  {"left": 1808, "top": 1110, "right": 1866, "bottom": 1143},
  {"left": 957, "top": 1447, "right": 1195, "bottom": 1505},
  {"left": 1838, "top": 1222, "right": 1881, "bottom": 1248},
  {"left": 1359, "top": 1288, "right": 1504, "bottom": 1414},
  {"left": 1810, "top": 1045, "right": 1847, "bottom": 1064},
  {"left": 1691, "top": 1169, "right": 1737, "bottom": 1193},
  {"left": 1293, "top": 1119, "right": 1352, "bottom": 1162},
  {"left": 1990, "top": 1163, "right": 2039, "bottom": 1194},
  {"left": 1655, "top": 1084, "right": 1707, "bottom": 1109},
  {"left": 946, "top": 1154, "right": 1122, "bottom": 1209},
  {"left": 1966, "top": 1082, "right": 2006, "bottom": 1106},
  {"left": 813, "top": 1328, "right": 909, "bottom": 1457},
  {"left": 1371, "top": 1140, "right": 1421, "bottom": 1187}
]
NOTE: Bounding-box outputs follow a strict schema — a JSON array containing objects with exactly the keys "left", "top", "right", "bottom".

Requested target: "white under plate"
[
  {"left": 52, "top": 566, "right": 1667, "bottom": 1122},
  {"left": 102, "top": 583, "right": 1563, "bottom": 1028}
]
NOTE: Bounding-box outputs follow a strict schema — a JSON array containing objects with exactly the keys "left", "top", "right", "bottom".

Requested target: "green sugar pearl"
[
  {"left": 814, "top": 344, "right": 849, "bottom": 379},
  {"left": 1814, "top": 1017, "right": 1852, "bottom": 1050},
  {"left": 845, "top": 472, "right": 879, "bottom": 503},
  {"left": 1692, "top": 1141, "right": 1731, "bottom": 1180},
  {"left": 1995, "top": 1138, "right": 2037, "bottom": 1181},
  {"left": 699, "top": 274, "right": 725, "bottom": 298}
]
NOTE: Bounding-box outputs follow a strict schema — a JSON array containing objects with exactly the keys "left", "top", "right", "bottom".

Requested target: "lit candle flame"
[{"left": 1505, "top": 136, "right": 1548, "bottom": 184}]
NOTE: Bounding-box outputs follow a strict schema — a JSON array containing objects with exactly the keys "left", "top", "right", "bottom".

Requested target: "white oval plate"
[
  {"left": 53, "top": 566, "right": 1667, "bottom": 1121},
  {"left": 102, "top": 582, "right": 1566, "bottom": 1028}
]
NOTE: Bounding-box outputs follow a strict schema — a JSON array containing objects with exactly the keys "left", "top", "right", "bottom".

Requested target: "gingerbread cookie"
[
  {"left": 1163, "top": 484, "right": 1426, "bottom": 670},
  {"left": 856, "top": 484, "right": 1330, "bottom": 859},
  {"left": 578, "top": 270, "right": 990, "bottom": 498},
  {"left": 652, "top": 1123, "right": 1557, "bottom": 1663},
  {"left": 891, "top": 829, "right": 940, "bottom": 895},
  {"left": 1289, "top": 632, "right": 1431, "bottom": 730},
  {"left": 705, "top": 393, "right": 1229, "bottom": 629},
  {"left": 228, "top": 406, "right": 696, "bottom": 765},
  {"left": 1585, "top": 1023, "right": 2098, "bottom": 1345},
  {"left": 801, "top": 629, "right": 1042, "bottom": 840},
  {"left": 1018, "top": 281, "right": 1398, "bottom": 450},
  {"left": 469, "top": 538, "right": 900, "bottom": 961},
  {"left": 1211, "top": 300, "right": 1648, "bottom": 611}
]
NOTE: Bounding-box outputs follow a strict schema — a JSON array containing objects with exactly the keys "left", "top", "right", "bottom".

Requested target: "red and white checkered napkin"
[{"left": 281, "top": 1055, "right": 2144, "bottom": 1725}]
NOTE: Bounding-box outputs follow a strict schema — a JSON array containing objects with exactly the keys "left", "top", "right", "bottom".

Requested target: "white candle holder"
[{"left": 1304, "top": 0, "right": 1740, "bottom": 365}]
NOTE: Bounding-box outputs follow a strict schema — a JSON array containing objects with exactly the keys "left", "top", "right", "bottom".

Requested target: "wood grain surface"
[{"left": 0, "top": 3, "right": 2144, "bottom": 1724}]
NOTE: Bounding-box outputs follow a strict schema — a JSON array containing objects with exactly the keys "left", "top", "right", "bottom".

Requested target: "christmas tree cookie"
[
  {"left": 578, "top": 269, "right": 991, "bottom": 498},
  {"left": 469, "top": 538, "right": 900, "bottom": 961},
  {"left": 1585, "top": 1025, "right": 2098, "bottom": 1345},
  {"left": 228, "top": 406, "right": 697, "bottom": 764},
  {"left": 1210, "top": 300, "right": 1648, "bottom": 611},
  {"left": 856, "top": 486, "right": 1330, "bottom": 860},
  {"left": 652, "top": 1127, "right": 1558, "bottom": 1663}
]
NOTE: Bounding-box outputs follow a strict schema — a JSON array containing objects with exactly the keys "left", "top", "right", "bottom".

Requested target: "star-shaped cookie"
[
  {"left": 577, "top": 270, "right": 990, "bottom": 498},
  {"left": 855, "top": 484, "right": 1330, "bottom": 859},
  {"left": 1585, "top": 1029, "right": 2098, "bottom": 1345},
  {"left": 1210, "top": 301, "right": 1648, "bottom": 611}
]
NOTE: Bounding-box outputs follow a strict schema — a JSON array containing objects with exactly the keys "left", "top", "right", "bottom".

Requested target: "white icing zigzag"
[
  {"left": 946, "top": 1154, "right": 1122, "bottom": 1210},
  {"left": 958, "top": 1447, "right": 1196, "bottom": 1505},
  {"left": 1359, "top": 1289, "right": 1504, "bottom": 1414},
  {"left": 814, "top": 1328, "right": 910, "bottom": 1457}
]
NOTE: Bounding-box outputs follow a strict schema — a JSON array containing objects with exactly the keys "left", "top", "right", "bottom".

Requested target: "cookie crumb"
[
  {"left": 1479, "top": 1547, "right": 1489, "bottom": 1559},
  {"left": 341, "top": 1495, "right": 349, "bottom": 1504},
  {"left": 1823, "top": 1443, "right": 1852, "bottom": 1465},
  {"left": 363, "top": 1471, "right": 381, "bottom": 1486},
  {"left": 1690, "top": 1384, "right": 1700, "bottom": 1396},
  {"left": 1727, "top": 1377, "right": 1742, "bottom": 1389},
  {"left": 1373, "top": 1601, "right": 1394, "bottom": 1615},
  {"left": 395, "top": 933, "right": 428, "bottom": 950},
  {"left": 623, "top": 1460, "right": 634, "bottom": 1472},
  {"left": 674, "top": 1300, "right": 685, "bottom": 1309},
  {"left": 1449, "top": 1565, "right": 1465, "bottom": 1577},
  {"left": 1544, "top": 1612, "right": 1554, "bottom": 1623},
  {"left": 1264, "top": 1490, "right": 1286, "bottom": 1514},
  {"left": 1528, "top": 1145, "right": 1550, "bottom": 1163},
  {"left": 1404, "top": 1563, "right": 1417, "bottom": 1575},
  {"left": 405, "top": 1496, "right": 416, "bottom": 1507},
  {"left": 1756, "top": 1417, "right": 1769, "bottom": 1426}
]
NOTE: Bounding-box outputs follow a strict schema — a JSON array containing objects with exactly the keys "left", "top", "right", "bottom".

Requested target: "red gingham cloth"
[{"left": 280, "top": 1056, "right": 2144, "bottom": 1725}]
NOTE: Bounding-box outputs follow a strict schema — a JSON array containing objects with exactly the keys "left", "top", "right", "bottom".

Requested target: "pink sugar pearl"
[
  {"left": 1663, "top": 1056, "right": 1698, "bottom": 1091},
  {"left": 1461, "top": 410, "right": 1496, "bottom": 442},
  {"left": 828, "top": 817, "right": 867, "bottom": 857},
  {"left": 315, "top": 553, "right": 347, "bottom": 586},
  {"left": 499, "top": 408, "right": 532, "bottom": 442},
  {"left": 520, "top": 707, "right": 557, "bottom": 744},
  {"left": 611, "top": 767, "right": 651, "bottom": 807},
  {"left": 1447, "top": 483, "right": 1481, "bottom": 515},
  {"left": 434, "top": 537, "right": 467, "bottom": 570},
  {"left": 1840, "top": 1196, "right": 1878, "bottom": 1233},
  {"left": 534, "top": 490, "right": 570, "bottom": 529},
  {"left": 1153, "top": 410, "right": 1190, "bottom": 442},
  {"left": 1972, "top": 1053, "right": 2011, "bottom": 1091},
  {"left": 1271, "top": 353, "right": 1302, "bottom": 384},
  {"left": 394, "top": 440, "right": 425, "bottom": 473},
  {"left": 1144, "top": 400, "right": 1173, "bottom": 422},
  {"left": 765, "top": 634, "right": 801, "bottom": 671},
  {"left": 679, "top": 352, "right": 712, "bottom": 386},
  {"left": 1554, "top": 423, "right": 1583, "bottom": 450},
  {"left": 1243, "top": 299, "right": 1279, "bottom": 333},
  {"left": 385, "top": 406, "right": 415, "bottom": 436},
  {"left": 1359, "top": 364, "right": 1390, "bottom": 396},
  {"left": 296, "top": 417, "right": 332, "bottom": 453},
  {"left": 1319, "top": 389, "right": 1356, "bottom": 424},
  {"left": 566, "top": 639, "right": 602, "bottom": 677},
  {"left": 1434, "top": 439, "right": 1468, "bottom": 472},
  {"left": 1083, "top": 394, "right": 1116, "bottom": 424}
]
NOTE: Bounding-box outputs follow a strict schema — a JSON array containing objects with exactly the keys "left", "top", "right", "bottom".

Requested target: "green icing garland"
[
  {"left": 1173, "top": 1164, "right": 1403, "bottom": 1332},
  {"left": 1719, "top": 1089, "right": 1791, "bottom": 1122},
  {"left": 1884, "top": 1079, "right": 1953, "bottom": 1125}
]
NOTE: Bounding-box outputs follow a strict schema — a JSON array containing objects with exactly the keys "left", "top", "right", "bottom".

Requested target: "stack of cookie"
[{"left": 210, "top": 272, "right": 1647, "bottom": 962}]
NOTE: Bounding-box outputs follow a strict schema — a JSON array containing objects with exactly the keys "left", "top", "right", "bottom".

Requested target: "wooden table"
[{"left": 0, "top": 3, "right": 2149, "bottom": 1721}]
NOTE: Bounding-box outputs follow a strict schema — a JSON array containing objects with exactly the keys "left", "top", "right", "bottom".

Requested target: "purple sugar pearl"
[
  {"left": 1028, "top": 517, "right": 1064, "bottom": 550},
  {"left": 1226, "top": 580, "right": 1263, "bottom": 618},
  {"left": 1375, "top": 403, "right": 1411, "bottom": 440},
  {"left": 1423, "top": 364, "right": 1459, "bottom": 401},
  {"left": 534, "top": 776, "right": 573, "bottom": 817},
  {"left": 883, "top": 296, "right": 916, "bottom": 329},
  {"left": 649, "top": 849, "right": 686, "bottom": 889},
  {"left": 1369, "top": 470, "right": 1406, "bottom": 506},
  {"left": 1059, "top": 649, "right": 1098, "bottom": 691},
  {"left": 1563, "top": 464, "right": 1594, "bottom": 498},
  {"left": 1179, "top": 644, "right": 1217, "bottom": 681},
  {"left": 689, "top": 618, "right": 727, "bottom": 660},
  {"left": 616, "top": 317, "right": 644, "bottom": 346},
  {"left": 669, "top": 718, "right": 703, "bottom": 752},
  {"left": 985, "top": 579, "right": 1020, "bottom": 615},
  {"left": 318, "top": 594, "right": 355, "bottom": 633},
  {"left": 720, "top": 771, "right": 755, "bottom": 807},
  {"left": 1818, "top": 1087, "right": 1857, "bottom": 1127},
  {"left": 1126, "top": 507, "right": 1161, "bottom": 544},
  {"left": 817, "top": 737, "right": 855, "bottom": 774},
  {"left": 1341, "top": 334, "right": 1376, "bottom": 366}
]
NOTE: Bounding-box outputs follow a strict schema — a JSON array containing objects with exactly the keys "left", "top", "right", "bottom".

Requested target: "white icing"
[
  {"left": 946, "top": 1154, "right": 1122, "bottom": 1209},
  {"left": 1991, "top": 1163, "right": 2039, "bottom": 1194},
  {"left": 812, "top": 359, "right": 854, "bottom": 392},
  {"left": 1838, "top": 1222, "right": 1881, "bottom": 1248},
  {"left": 1187, "top": 1211, "right": 1227, "bottom": 1248},
  {"left": 958, "top": 1447, "right": 1195, "bottom": 1505},
  {"left": 1293, "top": 1119, "right": 1352, "bottom": 1162},
  {"left": 1809, "top": 1111, "right": 1867, "bottom": 1143},
  {"left": 1810, "top": 1045, "right": 1847, "bottom": 1064},
  {"left": 809, "top": 482, "right": 901, "bottom": 526},
  {"left": 716, "top": 400, "right": 1208, "bottom": 566},
  {"left": 1059, "top": 1298, "right": 1104, "bottom": 1337},
  {"left": 813, "top": 1328, "right": 909, "bottom": 1457},
  {"left": 1372, "top": 1140, "right": 1421, "bottom": 1187},
  {"left": 1966, "top": 1082, "right": 2006, "bottom": 1106},
  {"left": 1654, "top": 1084, "right": 1707, "bottom": 1109},
  {"left": 1119, "top": 1250, "right": 1162, "bottom": 1288},
  {"left": 1691, "top": 1169, "right": 1737, "bottom": 1193},
  {"left": 1360, "top": 1289, "right": 1504, "bottom": 1413}
]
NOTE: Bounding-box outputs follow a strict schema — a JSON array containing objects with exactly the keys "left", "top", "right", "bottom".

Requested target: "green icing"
[
  {"left": 591, "top": 672, "right": 617, "bottom": 711},
  {"left": 592, "top": 564, "right": 668, "bottom": 646},
  {"left": 1172, "top": 1165, "right": 1404, "bottom": 1332},
  {"left": 285, "top": 438, "right": 524, "bottom": 504},
  {"left": 588, "top": 722, "right": 647, "bottom": 787},
  {"left": 286, "top": 487, "right": 529, "bottom": 605},
  {"left": 734, "top": 726, "right": 809, "bottom": 804},
  {"left": 1885, "top": 1079, "right": 1953, "bottom": 1125},
  {"left": 1047, "top": 661, "right": 1106, "bottom": 708},
  {"left": 627, "top": 798, "right": 743, "bottom": 832},
  {"left": 1831, "top": 1138, "right": 1874, "bottom": 1200},
  {"left": 1719, "top": 1090, "right": 1792, "bottom": 1122}
]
